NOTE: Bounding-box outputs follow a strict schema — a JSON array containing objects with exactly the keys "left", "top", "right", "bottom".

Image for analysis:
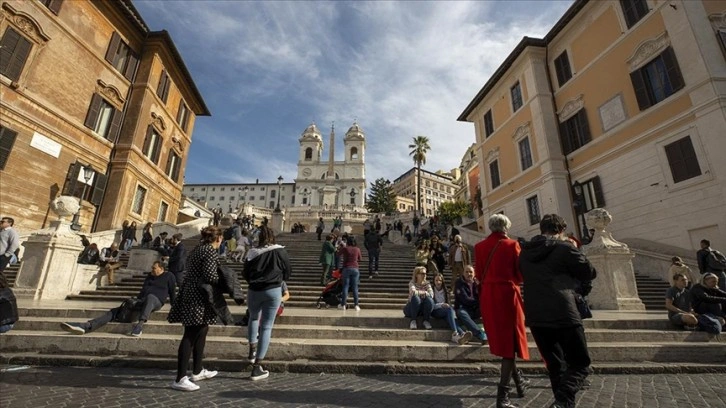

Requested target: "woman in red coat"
[{"left": 474, "top": 214, "right": 529, "bottom": 408}]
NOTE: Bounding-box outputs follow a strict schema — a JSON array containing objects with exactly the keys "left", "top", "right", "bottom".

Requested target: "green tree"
[
  {"left": 437, "top": 200, "right": 471, "bottom": 226},
  {"left": 408, "top": 136, "right": 431, "bottom": 214},
  {"left": 366, "top": 178, "right": 397, "bottom": 214}
]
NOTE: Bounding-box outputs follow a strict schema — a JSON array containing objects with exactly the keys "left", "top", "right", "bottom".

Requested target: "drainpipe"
[{"left": 543, "top": 46, "right": 583, "bottom": 239}]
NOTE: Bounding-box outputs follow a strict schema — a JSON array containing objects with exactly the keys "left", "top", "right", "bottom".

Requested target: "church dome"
[
  {"left": 344, "top": 121, "right": 365, "bottom": 141},
  {"left": 299, "top": 122, "right": 322, "bottom": 142}
]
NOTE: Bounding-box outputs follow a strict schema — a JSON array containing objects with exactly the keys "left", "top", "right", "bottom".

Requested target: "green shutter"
[
  {"left": 90, "top": 172, "right": 107, "bottom": 206},
  {"left": 105, "top": 32, "right": 121, "bottom": 65},
  {"left": 592, "top": 176, "right": 605, "bottom": 207},
  {"left": 661, "top": 47, "right": 684, "bottom": 93},
  {"left": 0, "top": 28, "right": 32, "bottom": 82},
  {"left": 630, "top": 70, "right": 650, "bottom": 111},
  {"left": 124, "top": 51, "right": 138, "bottom": 81},
  {"left": 84, "top": 93, "right": 103, "bottom": 130},
  {"left": 107, "top": 107, "right": 123, "bottom": 142},
  {"left": 0, "top": 126, "right": 18, "bottom": 170},
  {"left": 47, "top": 0, "right": 63, "bottom": 14},
  {"left": 61, "top": 162, "right": 81, "bottom": 196}
]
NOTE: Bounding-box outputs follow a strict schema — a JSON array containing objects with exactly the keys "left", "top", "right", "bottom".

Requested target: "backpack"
[
  {"left": 707, "top": 250, "right": 726, "bottom": 271},
  {"left": 223, "top": 227, "right": 235, "bottom": 240}
]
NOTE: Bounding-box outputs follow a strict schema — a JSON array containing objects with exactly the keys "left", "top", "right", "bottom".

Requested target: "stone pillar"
[
  {"left": 271, "top": 211, "right": 285, "bottom": 234},
  {"left": 126, "top": 248, "right": 161, "bottom": 278},
  {"left": 582, "top": 208, "right": 646, "bottom": 311},
  {"left": 14, "top": 196, "right": 86, "bottom": 300}
]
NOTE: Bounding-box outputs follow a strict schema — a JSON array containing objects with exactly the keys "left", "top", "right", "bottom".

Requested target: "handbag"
[
  {"left": 115, "top": 297, "right": 142, "bottom": 323},
  {"left": 574, "top": 294, "right": 593, "bottom": 319}
]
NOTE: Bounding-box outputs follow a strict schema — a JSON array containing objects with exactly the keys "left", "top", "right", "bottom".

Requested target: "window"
[
  {"left": 620, "top": 0, "right": 649, "bottom": 29},
  {"left": 250, "top": 187, "right": 255, "bottom": 191},
  {"left": 270, "top": 190, "right": 276, "bottom": 198},
  {"left": 84, "top": 94, "right": 122, "bottom": 141},
  {"left": 559, "top": 109, "right": 591, "bottom": 155},
  {"left": 166, "top": 151, "right": 180, "bottom": 182},
  {"left": 158, "top": 201, "right": 168, "bottom": 222},
  {"left": 157, "top": 70, "right": 170, "bottom": 103},
  {"left": 61, "top": 162, "right": 108, "bottom": 206},
  {"left": 221, "top": 187, "right": 225, "bottom": 191},
  {"left": 261, "top": 187, "right": 265, "bottom": 191},
  {"left": 483, "top": 110, "right": 494, "bottom": 138},
  {"left": 526, "top": 196, "right": 540, "bottom": 225},
  {"left": 219, "top": 196, "right": 225, "bottom": 201},
  {"left": 142, "top": 126, "right": 163, "bottom": 164},
  {"left": 718, "top": 30, "right": 726, "bottom": 57},
  {"left": 0, "top": 126, "right": 18, "bottom": 171},
  {"left": 177, "top": 101, "right": 190, "bottom": 132},
  {"left": 105, "top": 32, "right": 138, "bottom": 80},
  {"left": 630, "top": 47, "right": 684, "bottom": 111},
  {"left": 231, "top": 187, "right": 235, "bottom": 191},
  {"left": 269, "top": 201, "right": 274, "bottom": 209},
  {"left": 511, "top": 82, "right": 523, "bottom": 111},
  {"left": 190, "top": 188, "right": 194, "bottom": 191},
  {"left": 350, "top": 147, "right": 358, "bottom": 160},
  {"left": 664, "top": 136, "right": 701, "bottom": 183},
  {"left": 554, "top": 51, "right": 572, "bottom": 86},
  {"left": 201, "top": 187, "right": 205, "bottom": 191},
  {"left": 573, "top": 176, "right": 605, "bottom": 215},
  {"left": 210, "top": 196, "right": 215, "bottom": 200},
  {"left": 0, "top": 28, "right": 32, "bottom": 82},
  {"left": 40, "top": 0, "right": 64, "bottom": 14},
  {"left": 304, "top": 147, "right": 313, "bottom": 160},
  {"left": 132, "top": 185, "right": 147, "bottom": 214},
  {"left": 259, "top": 196, "right": 264, "bottom": 200},
  {"left": 489, "top": 160, "right": 501, "bottom": 189},
  {"left": 519, "top": 137, "right": 533, "bottom": 170}
]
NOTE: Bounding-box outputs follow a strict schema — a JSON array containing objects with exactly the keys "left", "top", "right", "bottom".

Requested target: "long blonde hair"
[{"left": 411, "top": 266, "right": 427, "bottom": 283}]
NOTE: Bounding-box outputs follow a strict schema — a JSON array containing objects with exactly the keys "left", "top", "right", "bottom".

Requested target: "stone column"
[
  {"left": 14, "top": 196, "right": 87, "bottom": 300},
  {"left": 582, "top": 208, "right": 646, "bottom": 311},
  {"left": 271, "top": 211, "right": 285, "bottom": 234}
]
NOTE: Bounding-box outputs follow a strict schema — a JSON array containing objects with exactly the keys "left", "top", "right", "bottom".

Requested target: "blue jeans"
[
  {"left": 431, "top": 305, "right": 463, "bottom": 333},
  {"left": 247, "top": 287, "right": 282, "bottom": 361},
  {"left": 368, "top": 249, "right": 380, "bottom": 275},
  {"left": 404, "top": 295, "right": 433, "bottom": 321},
  {"left": 456, "top": 307, "right": 487, "bottom": 340},
  {"left": 86, "top": 294, "right": 162, "bottom": 332},
  {"left": 341, "top": 268, "right": 360, "bottom": 307}
]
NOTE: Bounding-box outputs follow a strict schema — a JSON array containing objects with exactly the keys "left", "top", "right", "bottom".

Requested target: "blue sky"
[{"left": 134, "top": 0, "right": 574, "bottom": 186}]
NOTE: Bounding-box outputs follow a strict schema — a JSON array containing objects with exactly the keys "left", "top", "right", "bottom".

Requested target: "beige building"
[
  {"left": 183, "top": 181, "right": 296, "bottom": 213},
  {"left": 453, "top": 143, "right": 480, "bottom": 216},
  {"left": 459, "top": 0, "right": 726, "bottom": 250},
  {"left": 390, "top": 167, "right": 457, "bottom": 217},
  {"left": 0, "top": 0, "right": 208, "bottom": 232}
]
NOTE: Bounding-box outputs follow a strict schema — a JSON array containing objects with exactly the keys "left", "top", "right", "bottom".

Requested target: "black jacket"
[
  {"left": 168, "top": 242, "right": 187, "bottom": 274},
  {"left": 244, "top": 245, "right": 292, "bottom": 292},
  {"left": 138, "top": 271, "right": 177, "bottom": 306},
  {"left": 0, "top": 287, "right": 18, "bottom": 327},
  {"left": 690, "top": 283, "right": 726, "bottom": 317},
  {"left": 519, "top": 235, "right": 597, "bottom": 328},
  {"left": 364, "top": 232, "right": 383, "bottom": 251},
  {"left": 199, "top": 265, "right": 244, "bottom": 325}
]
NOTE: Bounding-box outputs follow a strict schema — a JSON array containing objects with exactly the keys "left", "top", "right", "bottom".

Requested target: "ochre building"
[
  {"left": 459, "top": 0, "right": 726, "bottom": 250},
  {"left": 0, "top": 0, "right": 209, "bottom": 233}
]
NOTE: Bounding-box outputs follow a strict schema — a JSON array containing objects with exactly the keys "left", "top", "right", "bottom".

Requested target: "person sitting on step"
[
  {"left": 665, "top": 273, "right": 698, "bottom": 330},
  {"left": 431, "top": 273, "right": 472, "bottom": 345},
  {"left": 454, "top": 265, "right": 488, "bottom": 344},
  {"left": 403, "top": 266, "right": 434, "bottom": 330},
  {"left": 99, "top": 242, "right": 121, "bottom": 285},
  {"left": 60, "top": 261, "right": 176, "bottom": 337}
]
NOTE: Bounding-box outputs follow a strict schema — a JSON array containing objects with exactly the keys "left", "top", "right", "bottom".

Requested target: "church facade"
[{"left": 294, "top": 122, "right": 366, "bottom": 209}]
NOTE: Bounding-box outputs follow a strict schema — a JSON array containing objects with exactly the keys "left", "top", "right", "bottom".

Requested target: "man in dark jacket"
[
  {"left": 364, "top": 231, "right": 383, "bottom": 279},
  {"left": 520, "top": 214, "right": 597, "bottom": 408},
  {"left": 454, "top": 266, "right": 488, "bottom": 344},
  {"left": 60, "top": 261, "right": 176, "bottom": 337},
  {"left": 697, "top": 239, "right": 726, "bottom": 292},
  {"left": 167, "top": 233, "right": 187, "bottom": 286},
  {"left": 691, "top": 273, "right": 726, "bottom": 322}
]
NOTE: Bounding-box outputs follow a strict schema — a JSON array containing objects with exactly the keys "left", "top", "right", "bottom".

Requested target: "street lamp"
[
  {"left": 70, "top": 165, "right": 94, "bottom": 231},
  {"left": 349, "top": 187, "right": 356, "bottom": 208},
  {"left": 275, "top": 175, "right": 283, "bottom": 212}
]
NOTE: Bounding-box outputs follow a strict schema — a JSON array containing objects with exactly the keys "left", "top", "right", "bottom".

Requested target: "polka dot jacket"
[{"left": 167, "top": 243, "right": 220, "bottom": 326}]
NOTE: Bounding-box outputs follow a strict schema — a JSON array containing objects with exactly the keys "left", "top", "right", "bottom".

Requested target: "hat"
[{"left": 160, "top": 232, "right": 168, "bottom": 236}]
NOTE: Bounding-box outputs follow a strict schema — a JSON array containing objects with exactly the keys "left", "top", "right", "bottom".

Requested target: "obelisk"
[{"left": 322, "top": 122, "right": 339, "bottom": 208}]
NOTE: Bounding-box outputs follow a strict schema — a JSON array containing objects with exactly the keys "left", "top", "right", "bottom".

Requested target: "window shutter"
[
  {"left": 142, "top": 125, "right": 153, "bottom": 155},
  {"left": 84, "top": 93, "right": 103, "bottom": 130},
  {"left": 105, "top": 32, "right": 121, "bottom": 65},
  {"left": 661, "top": 47, "right": 684, "bottom": 92},
  {"left": 107, "top": 108, "right": 123, "bottom": 142},
  {"left": 47, "top": 0, "right": 63, "bottom": 14},
  {"left": 629, "top": 70, "right": 650, "bottom": 111},
  {"left": 90, "top": 172, "right": 107, "bottom": 206},
  {"left": 165, "top": 152, "right": 173, "bottom": 175},
  {"left": 559, "top": 121, "right": 572, "bottom": 155},
  {"left": 153, "top": 136, "right": 162, "bottom": 164},
  {"left": 0, "top": 126, "right": 18, "bottom": 170},
  {"left": 176, "top": 99, "right": 183, "bottom": 123},
  {"left": 0, "top": 28, "right": 32, "bottom": 82},
  {"left": 578, "top": 110, "right": 591, "bottom": 144},
  {"left": 61, "top": 162, "right": 81, "bottom": 196},
  {"left": 592, "top": 176, "right": 605, "bottom": 207},
  {"left": 124, "top": 51, "right": 138, "bottom": 81},
  {"left": 172, "top": 154, "right": 181, "bottom": 182},
  {"left": 157, "top": 70, "right": 169, "bottom": 100}
]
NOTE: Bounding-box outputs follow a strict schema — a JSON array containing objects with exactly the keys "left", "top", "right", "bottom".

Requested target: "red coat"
[{"left": 474, "top": 232, "right": 529, "bottom": 360}]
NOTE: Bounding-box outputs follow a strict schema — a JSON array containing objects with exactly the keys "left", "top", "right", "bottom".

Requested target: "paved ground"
[{"left": 1, "top": 365, "right": 724, "bottom": 408}]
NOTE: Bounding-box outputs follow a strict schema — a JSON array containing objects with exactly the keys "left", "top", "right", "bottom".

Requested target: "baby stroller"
[{"left": 316, "top": 270, "right": 343, "bottom": 309}]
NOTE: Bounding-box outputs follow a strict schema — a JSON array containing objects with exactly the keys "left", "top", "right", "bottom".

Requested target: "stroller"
[{"left": 316, "top": 269, "right": 343, "bottom": 309}]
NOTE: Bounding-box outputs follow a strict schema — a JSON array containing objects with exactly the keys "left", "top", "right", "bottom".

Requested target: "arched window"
[
  {"left": 305, "top": 147, "right": 313, "bottom": 160},
  {"left": 350, "top": 147, "right": 358, "bottom": 160}
]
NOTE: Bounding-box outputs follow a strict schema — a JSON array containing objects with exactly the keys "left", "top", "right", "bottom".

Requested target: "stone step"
[
  {"left": 63, "top": 295, "right": 406, "bottom": 309},
  {"left": 2, "top": 330, "right": 723, "bottom": 363}
]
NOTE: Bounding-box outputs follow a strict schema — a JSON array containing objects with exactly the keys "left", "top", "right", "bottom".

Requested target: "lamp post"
[
  {"left": 275, "top": 175, "right": 283, "bottom": 212},
  {"left": 71, "top": 165, "right": 94, "bottom": 231},
  {"left": 349, "top": 187, "right": 356, "bottom": 210}
]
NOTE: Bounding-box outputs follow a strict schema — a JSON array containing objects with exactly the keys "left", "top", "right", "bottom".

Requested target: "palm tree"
[{"left": 408, "top": 136, "right": 431, "bottom": 214}]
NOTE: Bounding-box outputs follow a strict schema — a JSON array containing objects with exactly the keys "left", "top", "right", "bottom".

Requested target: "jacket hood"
[
  {"left": 246, "top": 244, "right": 285, "bottom": 261},
  {"left": 520, "top": 235, "right": 561, "bottom": 262}
]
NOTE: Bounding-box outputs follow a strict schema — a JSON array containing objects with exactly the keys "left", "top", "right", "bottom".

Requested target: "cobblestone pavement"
[{"left": 1, "top": 365, "right": 724, "bottom": 408}]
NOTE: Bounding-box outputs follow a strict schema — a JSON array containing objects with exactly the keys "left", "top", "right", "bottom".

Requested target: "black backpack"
[
  {"left": 707, "top": 250, "right": 726, "bottom": 271},
  {"left": 223, "top": 227, "right": 235, "bottom": 240}
]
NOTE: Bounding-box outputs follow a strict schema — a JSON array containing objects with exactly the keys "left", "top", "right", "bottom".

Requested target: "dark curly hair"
[
  {"left": 257, "top": 226, "right": 276, "bottom": 247},
  {"left": 199, "top": 226, "right": 222, "bottom": 244}
]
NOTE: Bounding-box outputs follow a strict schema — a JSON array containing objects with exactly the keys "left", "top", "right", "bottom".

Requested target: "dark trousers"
[
  {"left": 86, "top": 294, "right": 162, "bottom": 332},
  {"left": 530, "top": 325, "right": 591, "bottom": 405},
  {"left": 0, "top": 254, "right": 11, "bottom": 274},
  {"left": 176, "top": 324, "right": 209, "bottom": 381},
  {"left": 368, "top": 248, "right": 380, "bottom": 275}
]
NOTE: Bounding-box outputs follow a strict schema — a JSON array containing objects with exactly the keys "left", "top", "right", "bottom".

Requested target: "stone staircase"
[
  {"left": 634, "top": 272, "right": 670, "bottom": 311},
  {"left": 2, "top": 232, "right": 725, "bottom": 374}
]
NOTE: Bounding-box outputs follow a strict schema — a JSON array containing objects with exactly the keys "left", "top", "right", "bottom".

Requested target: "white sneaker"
[
  {"left": 354, "top": 305, "right": 361, "bottom": 311},
  {"left": 423, "top": 320, "right": 432, "bottom": 330},
  {"left": 171, "top": 376, "right": 200, "bottom": 391},
  {"left": 409, "top": 320, "right": 417, "bottom": 330},
  {"left": 190, "top": 368, "right": 218, "bottom": 381},
  {"left": 460, "top": 331, "right": 473, "bottom": 345},
  {"left": 451, "top": 332, "right": 462, "bottom": 345},
  {"left": 337, "top": 304, "right": 346, "bottom": 310}
]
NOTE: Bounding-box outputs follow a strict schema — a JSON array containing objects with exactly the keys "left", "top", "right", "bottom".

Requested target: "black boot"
[
  {"left": 496, "top": 385, "right": 518, "bottom": 408},
  {"left": 512, "top": 369, "right": 530, "bottom": 398}
]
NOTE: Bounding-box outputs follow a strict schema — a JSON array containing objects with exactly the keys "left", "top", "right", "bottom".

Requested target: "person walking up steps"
[
  {"left": 364, "top": 229, "right": 383, "bottom": 279},
  {"left": 244, "top": 226, "right": 292, "bottom": 381},
  {"left": 337, "top": 235, "right": 362, "bottom": 311},
  {"left": 319, "top": 234, "right": 336, "bottom": 285}
]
